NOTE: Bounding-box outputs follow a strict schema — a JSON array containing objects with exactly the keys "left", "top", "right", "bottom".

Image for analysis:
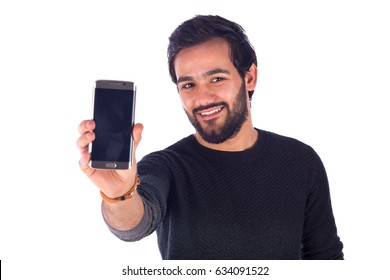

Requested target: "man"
[{"left": 77, "top": 15, "right": 344, "bottom": 260}]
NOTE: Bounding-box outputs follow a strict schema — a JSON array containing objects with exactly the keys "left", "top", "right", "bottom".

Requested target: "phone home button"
[{"left": 105, "top": 163, "right": 117, "bottom": 168}]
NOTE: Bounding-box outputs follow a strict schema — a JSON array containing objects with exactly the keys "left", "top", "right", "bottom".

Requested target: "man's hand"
[{"left": 77, "top": 119, "right": 144, "bottom": 198}]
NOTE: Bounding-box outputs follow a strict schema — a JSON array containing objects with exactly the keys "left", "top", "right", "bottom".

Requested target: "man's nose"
[{"left": 194, "top": 84, "right": 216, "bottom": 107}]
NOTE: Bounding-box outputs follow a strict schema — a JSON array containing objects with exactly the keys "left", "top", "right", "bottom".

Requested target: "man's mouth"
[{"left": 197, "top": 105, "right": 224, "bottom": 120}]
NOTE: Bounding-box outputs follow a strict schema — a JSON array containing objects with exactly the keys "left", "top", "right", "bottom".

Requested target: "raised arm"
[{"left": 77, "top": 119, "right": 145, "bottom": 230}]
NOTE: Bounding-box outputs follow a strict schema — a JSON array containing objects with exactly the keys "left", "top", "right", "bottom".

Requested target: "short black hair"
[{"left": 167, "top": 15, "right": 258, "bottom": 100}]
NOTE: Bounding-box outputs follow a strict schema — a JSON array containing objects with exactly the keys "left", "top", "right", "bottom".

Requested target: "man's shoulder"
[
  {"left": 165, "top": 134, "right": 196, "bottom": 151},
  {"left": 264, "top": 129, "right": 311, "bottom": 147},
  {"left": 139, "top": 134, "right": 195, "bottom": 163},
  {"left": 258, "top": 128, "right": 317, "bottom": 158},
  {"left": 258, "top": 129, "right": 326, "bottom": 176}
]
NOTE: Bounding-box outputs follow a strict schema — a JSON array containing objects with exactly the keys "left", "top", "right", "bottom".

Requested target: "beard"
[{"left": 184, "top": 81, "right": 248, "bottom": 144}]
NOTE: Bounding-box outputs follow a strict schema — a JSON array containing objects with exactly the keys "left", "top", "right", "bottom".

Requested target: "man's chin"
[
  {"left": 197, "top": 129, "right": 229, "bottom": 144},
  {"left": 190, "top": 118, "right": 229, "bottom": 144}
]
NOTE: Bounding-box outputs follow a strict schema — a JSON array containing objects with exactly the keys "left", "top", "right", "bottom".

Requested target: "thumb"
[{"left": 132, "top": 123, "right": 144, "bottom": 153}]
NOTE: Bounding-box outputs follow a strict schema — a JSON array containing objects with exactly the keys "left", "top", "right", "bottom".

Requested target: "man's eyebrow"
[
  {"left": 204, "top": 68, "right": 230, "bottom": 77},
  {"left": 177, "top": 68, "right": 231, "bottom": 84},
  {"left": 177, "top": 76, "right": 193, "bottom": 84}
]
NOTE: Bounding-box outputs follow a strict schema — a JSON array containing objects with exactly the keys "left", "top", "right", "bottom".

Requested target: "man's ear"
[{"left": 245, "top": 63, "right": 258, "bottom": 91}]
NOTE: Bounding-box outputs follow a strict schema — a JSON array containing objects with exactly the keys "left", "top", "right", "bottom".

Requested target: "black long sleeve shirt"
[{"left": 106, "top": 129, "right": 344, "bottom": 260}]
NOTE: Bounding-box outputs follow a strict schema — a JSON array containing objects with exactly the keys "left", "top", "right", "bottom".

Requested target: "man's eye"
[
  {"left": 211, "top": 77, "right": 223, "bottom": 83},
  {"left": 183, "top": 83, "right": 194, "bottom": 89}
]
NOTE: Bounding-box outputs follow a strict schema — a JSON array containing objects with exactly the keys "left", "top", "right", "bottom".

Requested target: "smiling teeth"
[{"left": 200, "top": 108, "right": 222, "bottom": 116}]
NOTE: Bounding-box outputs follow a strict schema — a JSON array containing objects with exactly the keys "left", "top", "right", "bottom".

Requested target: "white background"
[{"left": 0, "top": 0, "right": 389, "bottom": 279}]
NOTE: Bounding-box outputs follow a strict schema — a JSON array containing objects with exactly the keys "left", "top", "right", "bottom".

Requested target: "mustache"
[{"left": 193, "top": 102, "right": 228, "bottom": 115}]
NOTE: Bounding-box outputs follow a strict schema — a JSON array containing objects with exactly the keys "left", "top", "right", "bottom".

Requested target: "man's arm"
[
  {"left": 301, "top": 150, "right": 344, "bottom": 260},
  {"left": 102, "top": 172, "right": 171, "bottom": 242},
  {"left": 101, "top": 190, "right": 145, "bottom": 231}
]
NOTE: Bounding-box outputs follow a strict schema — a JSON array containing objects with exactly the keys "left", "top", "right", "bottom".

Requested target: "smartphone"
[{"left": 90, "top": 80, "right": 136, "bottom": 169}]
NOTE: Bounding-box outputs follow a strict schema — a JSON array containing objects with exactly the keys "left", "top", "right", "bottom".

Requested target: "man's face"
[{"left": 174, "top": 38, "right": 250, "bottom": 144}]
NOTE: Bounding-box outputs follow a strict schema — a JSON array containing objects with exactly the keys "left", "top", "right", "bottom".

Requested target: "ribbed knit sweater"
[{"left": 106, "top": 129, "right": 344, "bottom": 260}]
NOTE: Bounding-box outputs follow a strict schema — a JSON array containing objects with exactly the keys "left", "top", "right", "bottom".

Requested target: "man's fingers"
[
  {"left": 76, "top": 131, "right": 95, "bottom": 151},
  {"left": 77, "top": 120, "right": 96, "bottom": 177},
  {"left": 78, "top": 120, "right": 95, "bottom": 135},
  {"left": 77, "top": 119, "right": 96, "bottom": 151},
  {"left": 79, "top": 150, "right": 95, "bottom": 177}
]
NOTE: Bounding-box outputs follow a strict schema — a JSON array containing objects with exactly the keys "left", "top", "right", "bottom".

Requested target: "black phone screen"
[{"left": 91, "top": 87, "right": 135, "bottom": 168}]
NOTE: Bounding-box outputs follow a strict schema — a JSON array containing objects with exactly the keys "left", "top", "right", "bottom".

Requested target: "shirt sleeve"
[
  {"left": 103, "top": 153, "right": 172, "bottom": 242},
  {"left": 301, "top": 150, "right": 344, "bottom": 259}
]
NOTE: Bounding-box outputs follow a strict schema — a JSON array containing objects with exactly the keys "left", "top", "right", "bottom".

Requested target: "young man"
[{"left": 77, "top": 15, "right": 344, "bottom": 260}]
